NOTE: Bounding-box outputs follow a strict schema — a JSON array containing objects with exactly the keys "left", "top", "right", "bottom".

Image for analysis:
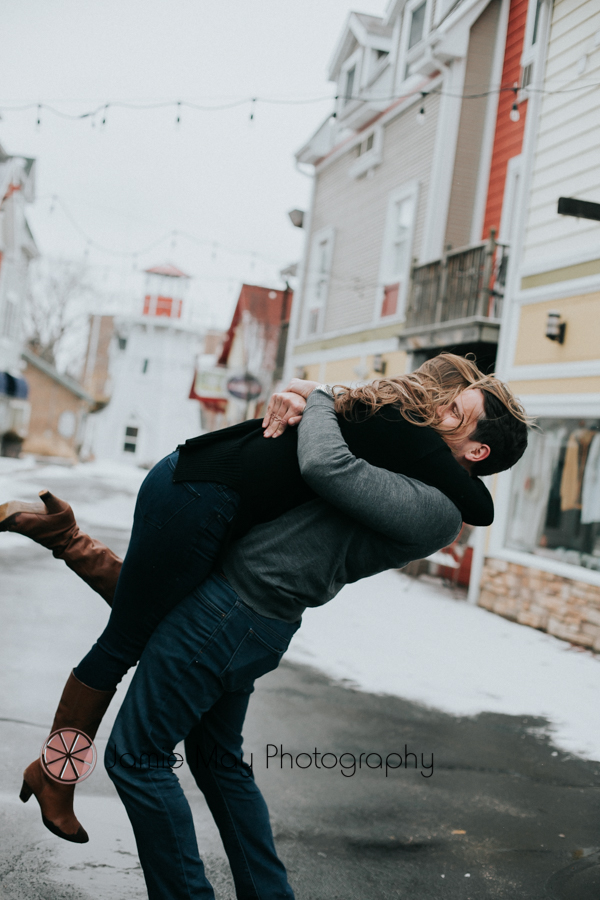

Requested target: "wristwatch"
[{"left": 313, "top": 383, "right": 334, "bottom": 399}]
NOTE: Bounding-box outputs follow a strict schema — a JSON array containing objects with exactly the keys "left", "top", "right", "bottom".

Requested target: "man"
[{"left": 103, "top": 382, "right": 510, "bottom": 899}]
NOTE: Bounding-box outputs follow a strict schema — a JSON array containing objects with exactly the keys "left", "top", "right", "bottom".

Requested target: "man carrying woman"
[{"left": 1, "top": 355, "right": 529, "bottom": 899}]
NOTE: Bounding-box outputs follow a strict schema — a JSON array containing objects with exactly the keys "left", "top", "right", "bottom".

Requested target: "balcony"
[{"left": 398, "top": 234, "right": 507, "bottom": 355}]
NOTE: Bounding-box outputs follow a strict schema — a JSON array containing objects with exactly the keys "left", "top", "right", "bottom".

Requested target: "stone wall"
[{"left": 479, "top": 558, "right": 600, "bottom": 652}]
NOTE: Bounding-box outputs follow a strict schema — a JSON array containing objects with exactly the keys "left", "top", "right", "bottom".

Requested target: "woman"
[{"left": 1, "top": 354, "right": 528, "bottom": 843}]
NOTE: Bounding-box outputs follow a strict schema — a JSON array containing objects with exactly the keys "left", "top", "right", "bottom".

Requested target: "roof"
[
  {"left": 144, "top": 264, "right": 190, "bottom": 278},
  {"left": 217, "top": 283, "right": 293, "bottom": 367},
  {"left": 328, "top": 10, "right": 394, "bottom": 80},
  {"left": 353, "top": 11, "right": 394, "bottom": 37},
  {"left": 22, "top": 349, "right": 95, "bottom": 403}
]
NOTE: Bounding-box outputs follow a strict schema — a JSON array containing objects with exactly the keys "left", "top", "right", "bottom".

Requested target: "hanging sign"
[{"left": 226, "top": 374, "right": 263, "bottom": 401}]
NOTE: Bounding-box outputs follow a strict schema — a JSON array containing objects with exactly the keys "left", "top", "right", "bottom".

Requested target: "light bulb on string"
[
  {"left": 175, "top": 101, "right": 181, "bottom": 127},
  {"left": 36, "top": 104, "right": 41, "bottom": 129},
  {"left": 509, "top": 82, "right": 520, "bottom": 122},
  {"left": 416, "top": 92, "right": 427, "bottom": 125},
  {"left": 249, "top": 98, "right": 256, "bottom": 122},
  {"left": 101, "top": 105, "right": 108, "bottom": 127}
]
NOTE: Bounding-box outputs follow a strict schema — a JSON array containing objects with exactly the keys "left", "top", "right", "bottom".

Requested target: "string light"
[
  {"left": 416, "top": 92, "right": 427, "bottom": 124},
  {"left": 1, "top": 80, "right": 597, "bottom": 127},
  {"left": 175, "top": 100, "right": 181, "bottom": 127},
  {"left": 509, "top": 82, "right": 520, "bottom": 122}
]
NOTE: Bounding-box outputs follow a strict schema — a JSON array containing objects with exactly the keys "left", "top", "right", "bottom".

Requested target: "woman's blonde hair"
[{"left": 333, "top": 353, "right": 528, "bottom": 431}]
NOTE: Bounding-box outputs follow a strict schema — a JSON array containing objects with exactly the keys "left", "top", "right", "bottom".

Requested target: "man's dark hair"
[{"left": 470, "top": 390, "right": 528, "bottom": 477}]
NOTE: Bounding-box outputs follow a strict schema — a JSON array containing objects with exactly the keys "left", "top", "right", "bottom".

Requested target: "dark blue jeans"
[
  {"left": 75, "top": 450, "right": 240, "bottom": 691},
  {"left": 106, "top": 573, "right": 299, "bottom": 899}
]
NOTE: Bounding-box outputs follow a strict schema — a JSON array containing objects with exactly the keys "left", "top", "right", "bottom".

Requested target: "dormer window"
[
  {"left": 344, "top": 66, "right": 356, "bottom": 104},
  {"left": 408, "top": 1, "right": 427, "bottom": 48},
  {"left": 357, "top": 133, "right": 375, "bottom": 157}
]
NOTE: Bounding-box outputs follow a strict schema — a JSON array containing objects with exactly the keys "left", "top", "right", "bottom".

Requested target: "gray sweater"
[{"left": 222, "top": 390, "right": 462, "bottom": 622}]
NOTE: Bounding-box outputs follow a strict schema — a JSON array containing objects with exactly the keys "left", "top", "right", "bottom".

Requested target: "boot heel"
[{"left": 20, "top": 779, "right": 33, "bottom": 803}]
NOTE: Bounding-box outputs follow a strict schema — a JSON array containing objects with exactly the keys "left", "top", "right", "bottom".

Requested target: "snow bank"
[{"left": 287, "top": 569, "right": 600, "bottom": 761}]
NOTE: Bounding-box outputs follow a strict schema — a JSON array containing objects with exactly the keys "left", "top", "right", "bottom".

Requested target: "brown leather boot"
[
  {"left": 0, "top": 490, "right": 122, "bottom": 605},
  {"left": 20, "top": 671, "right": 115, "bottom": 843}
]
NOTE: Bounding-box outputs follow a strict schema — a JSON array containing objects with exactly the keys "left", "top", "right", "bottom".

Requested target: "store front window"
[{"left": 506, "top": 418, "right": 600, "bottom": 571}]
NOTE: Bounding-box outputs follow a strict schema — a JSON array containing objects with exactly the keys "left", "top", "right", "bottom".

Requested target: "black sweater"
[{"left": 174, "top": 404, "right": 493, "bottom": 537}]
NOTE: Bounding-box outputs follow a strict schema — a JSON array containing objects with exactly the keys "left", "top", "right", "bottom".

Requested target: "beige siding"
[
  {"left": 445, "top": 0, "right": 501, "bottom": 250},
  {"left": 522, "top": 0, "right": 600, "bottom": 270},
  {"left": 297, "top": 93, "right": 441, "bottom": 337}
]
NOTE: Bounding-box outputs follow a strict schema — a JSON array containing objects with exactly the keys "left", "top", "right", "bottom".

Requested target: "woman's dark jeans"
[{"left": 74, "top": 450, "right": 240, "bottom": 691}]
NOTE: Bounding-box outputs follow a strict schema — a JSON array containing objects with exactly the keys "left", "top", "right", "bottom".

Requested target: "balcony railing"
[{"left": 405, "top": 234, "right": 507, "bottom": 329}]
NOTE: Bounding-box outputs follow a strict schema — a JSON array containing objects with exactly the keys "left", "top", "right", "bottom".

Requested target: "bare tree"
[{"left": 25, "top": 258, "right": 96, "bottom": 377}]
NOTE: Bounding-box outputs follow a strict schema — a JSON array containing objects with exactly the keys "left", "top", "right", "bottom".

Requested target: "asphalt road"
[{"left": 1, "top": 495, "right": 599, "bottom": 898}]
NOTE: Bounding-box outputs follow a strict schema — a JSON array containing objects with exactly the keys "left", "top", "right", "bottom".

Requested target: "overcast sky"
[{"left": 0, "top": 0, "right": 385, "bottom": 330}]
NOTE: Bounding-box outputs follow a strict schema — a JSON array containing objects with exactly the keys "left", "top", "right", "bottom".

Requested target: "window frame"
[
  {"left": 489, "top": 395, "right": 600, "bottom": 589},
  {"left": 375, "top": 180, "right": 419, "bottom": 322},
  {"left": 348, "top": 125, "right": 383, "bottom": 179},
  {"left": 336, "top": 47, "right": 363, "bottom": 118},
  {"left": 397, "top": 0, "right": 431, "bottom": 88},
  {"left": 302, "top": 225, "right": 335, "bottom": 338},
  {"left": 520, "top": 0, "right": 549, "bottom": 98}
]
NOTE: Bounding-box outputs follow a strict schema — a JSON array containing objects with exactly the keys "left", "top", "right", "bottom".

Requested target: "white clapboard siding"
[
  {"left": 522, "top": 0, "right": 600, "bottom": 273},
  {"left": 301, "top": 93, "right": 441, "bottom": 336}
]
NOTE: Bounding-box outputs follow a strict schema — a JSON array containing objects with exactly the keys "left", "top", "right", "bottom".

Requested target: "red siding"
[{"left": 482, "top": 0, "right": 528, "bottom": 239}]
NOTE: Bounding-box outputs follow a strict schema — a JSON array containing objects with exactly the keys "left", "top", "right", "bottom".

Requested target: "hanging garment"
[
  {"left": 560, "top": 429, "right": 595, "bottom": 512},
  {"left": 581, "top": 432, "right": 600, "bottom": 524},
  {"left": 506, "top": 427, "right": 566, "bottom": 552}
]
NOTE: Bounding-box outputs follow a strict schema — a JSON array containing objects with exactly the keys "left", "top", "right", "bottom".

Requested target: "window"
[
  {"left": 304, "top": 227, "right": 334, "bottom": 337},
  {"left": 123, "top": 425, "right": 138, "bottom": 453},
  {"left": 505, "top": 419, "right": 600, "bottom": 573},
  {"left": 142, "top": 358, "right": 149, "bottom": 374},
  {"left": 377, "top": 183, "right": 418, "bottom": 319},
  {"left": 408, "top": 1, "right": 426, "bottom": 49},
  {"left": 1, "top": 292, "right": 18, "bottom": 338},
  {"left": 520, "top": 0, "right": 547, "bottom": 94},
  {"left": 118, "top": 336, "right": 127, "bottom": 350},
  {"left": 401, "top": 0, "right": 429, "bottom": 81},
  {"left": 344, "top": 66, "right": 356, "bottom": 104}
]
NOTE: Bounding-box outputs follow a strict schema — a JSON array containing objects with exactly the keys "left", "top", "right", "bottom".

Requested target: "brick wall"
[
  {"left": 22, "top": 361, "right": 87, "bottom": 460},
  {"left": 479, "top": 558, "right": 600, "bottom": 651}
]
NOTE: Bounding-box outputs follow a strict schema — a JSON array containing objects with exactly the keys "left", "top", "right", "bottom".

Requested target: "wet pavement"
[{"left": 1, "top": 470, "right": 599, "bottom": 898}]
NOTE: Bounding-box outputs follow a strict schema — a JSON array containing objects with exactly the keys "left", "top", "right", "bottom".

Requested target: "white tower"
[{"left": 91, "top": 265, "right": 202, "bottom": 466}]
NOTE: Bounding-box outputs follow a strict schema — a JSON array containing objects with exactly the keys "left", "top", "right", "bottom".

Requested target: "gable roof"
[
  {"left": 217, "top": 283, "right": 293, "bottom": 367},
  {"left": 328, "top": 10, "right": 394, "bottom": 80}
]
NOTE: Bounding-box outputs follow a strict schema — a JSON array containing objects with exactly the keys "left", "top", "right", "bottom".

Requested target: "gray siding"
[{"left": 299, "top": 92, "right": 441, "bottom": 337}]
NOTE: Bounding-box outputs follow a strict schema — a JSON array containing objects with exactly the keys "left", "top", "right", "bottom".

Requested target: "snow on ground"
[
  {"left": 2, "top": 457, "right": 600, "bottom": 762},
  {"left": 287, "top": 569, "right": 600, "bottom": 762}
]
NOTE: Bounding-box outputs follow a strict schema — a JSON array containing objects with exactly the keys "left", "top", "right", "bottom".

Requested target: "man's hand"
[
  {"left": 262, "top": 391, "right": 307, "bottom": 438},
  {"left": 285, "top": 378, "right": 322, "bottom": 400}
]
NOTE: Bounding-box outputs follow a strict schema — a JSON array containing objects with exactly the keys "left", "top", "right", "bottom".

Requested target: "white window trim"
[
  {"left": 488, "top": 392, "right": 600, "bottom": 588},
  {"left": 520, "top": 0, "right": 550, "bottom": 97},
  {"left": 498, "top": 154, "right": 522, "bottom": 245},
  {"left": 348, "top": 125, "right": 383, "bottom": 179},
  {"left": 374, "top": 180, "right": 420, "bottom": 323},
  {"left": 302, "top": 225, "right": 335, "bottom": 339},
  {"left": 336, "top": 48, "right": 363, "bottom": 119},
  {"left": 397, "top": 0, "right": 431, "bottom": 89}
]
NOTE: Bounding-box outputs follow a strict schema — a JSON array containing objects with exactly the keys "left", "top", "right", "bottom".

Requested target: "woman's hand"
[{"left": 262, "top": 391, "right": 307, "bottom": 438}]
